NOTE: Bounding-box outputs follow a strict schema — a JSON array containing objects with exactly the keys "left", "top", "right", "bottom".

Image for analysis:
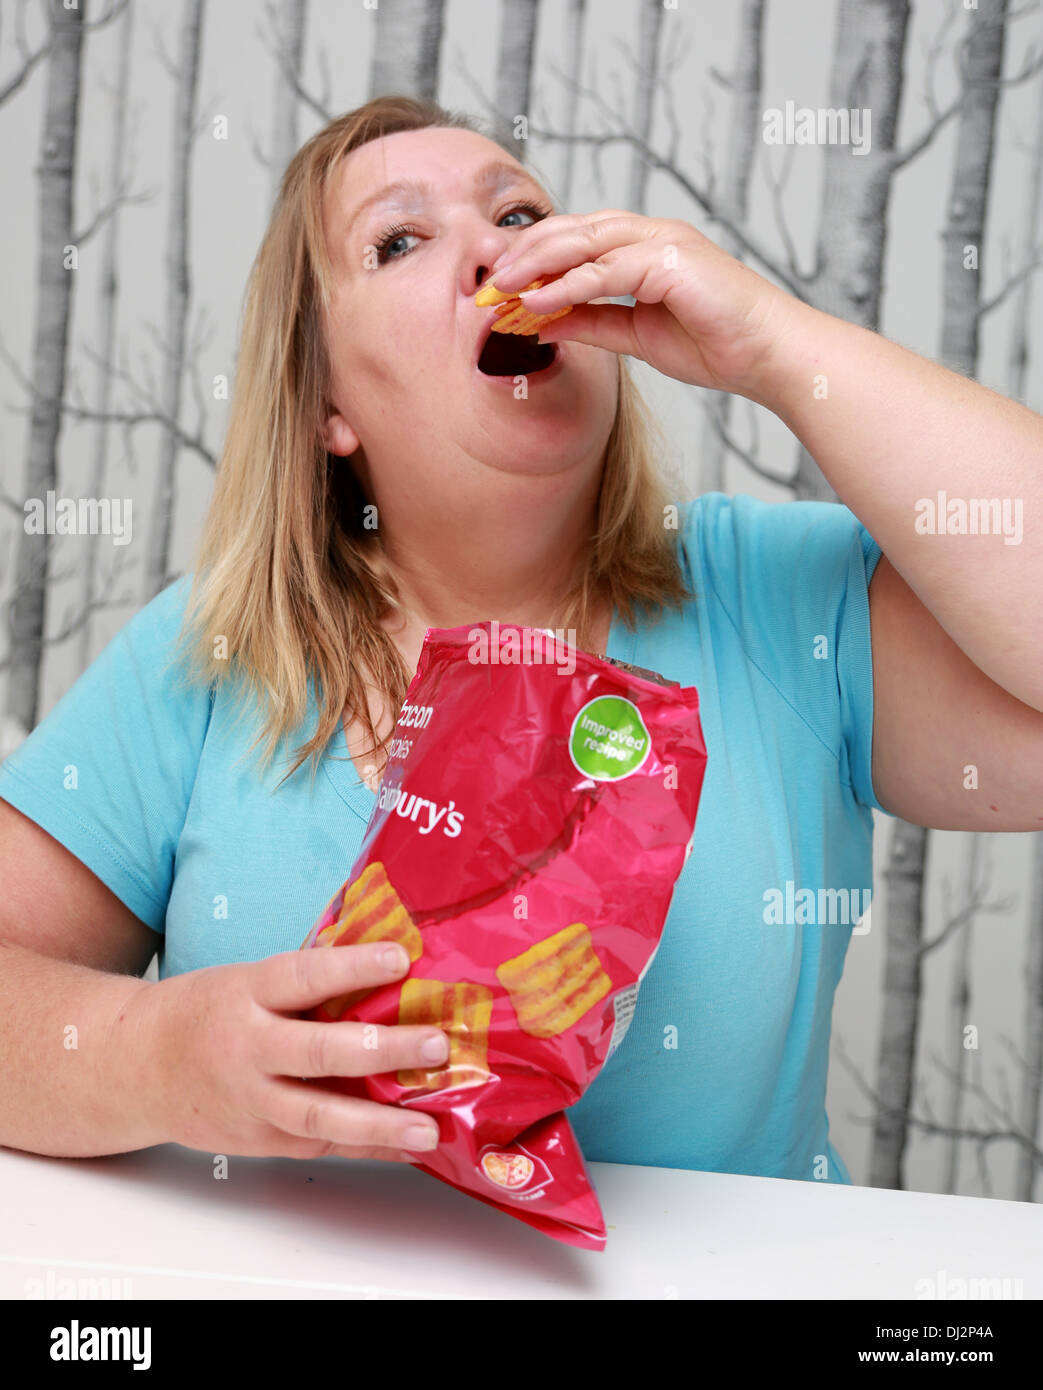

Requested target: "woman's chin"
[{"left": 471, "top": 427, "right": 602, "bottom": 480}]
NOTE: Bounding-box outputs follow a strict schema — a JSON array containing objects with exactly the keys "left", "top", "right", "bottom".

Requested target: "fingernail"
[
  {"left": 378, "top": 944, "right": 409, "bottom": 971},
  {"left": 403, "top": 1124, "right": 439, "bottom": 1151},
  {"left": 421, "top": 1032, "right": 449, "bottom": 1063}
]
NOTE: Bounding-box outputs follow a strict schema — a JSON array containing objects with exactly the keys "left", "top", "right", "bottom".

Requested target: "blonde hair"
[{"left": 175, "top": 96, "right": 692, "bottom": 786}]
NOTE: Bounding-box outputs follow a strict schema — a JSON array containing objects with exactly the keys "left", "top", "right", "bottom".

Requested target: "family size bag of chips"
[{"left": 300, "top": 621, "right": 707, "bottom": 1249}]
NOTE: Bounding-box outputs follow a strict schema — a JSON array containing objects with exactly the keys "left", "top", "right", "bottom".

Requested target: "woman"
[{"left": 1, "top": 97, "right": 1041, "bottom": 1182}]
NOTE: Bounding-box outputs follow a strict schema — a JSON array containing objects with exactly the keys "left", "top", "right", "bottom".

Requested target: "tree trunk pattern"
[
  {"left": 1016, "top": 835, "right": 1043, "bottom": 1200},
  {"left": 369, "top": 0, "right": 445, "bottom": 102},
  {"left": 871, "top": 0, "right": 1008, "bottom": 1192},
  {"left": 558, "top": 0, "right": 587, "bottom": 208},
  {"left": 698, "top": 0, "right": 765, "bottom": 494},
  {"left": 78, "top": 0, "right": 134, "bottom": 674},
  {"left": 939, "top": 0, "right": 1008, "bottom": 376},
  {"left": 492, "top": 0, "right": 539, "bottom": 160},
  {"left": 142, "top": 0, "right": 205, "bottom": 603},
  {"left": 627, "top": 0, "right": 665, "bottom": 215},
  {"left": 1008, "top": 19, "right": 1043, "bottom": 1208},
  {"left": 7, "top": 0, "right": 86, "bottom": 730},
  {"left": 938, "top": 0, "right": 1008, "bottom": 1196},
  {"left": 269, "top": 0, "right": 308, "bottom": 209},
  {"left": 1005, "top": 9, "right": 1043, "bottom": 405},
  {"left": 942, "top": 836, "right": 979, "bottom": 1193},
  {"left": 870, "top": 819, "right": 928, "bottom": 1189},
  {"left": 793, "top": 0, "right": 911, "bottom": 501}
]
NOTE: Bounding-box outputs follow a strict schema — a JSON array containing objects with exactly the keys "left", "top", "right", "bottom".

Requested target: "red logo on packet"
[
  {"left": 478, "top": 1144, "right": 552, "bottom": 1199},
  {"left": 301, "top": 624, "right": 707, "bottom": 1250}
]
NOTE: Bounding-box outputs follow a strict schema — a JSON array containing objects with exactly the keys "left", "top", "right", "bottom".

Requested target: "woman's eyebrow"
[{"left": 345, "top": 160, "right": 543, "bottom": 236}]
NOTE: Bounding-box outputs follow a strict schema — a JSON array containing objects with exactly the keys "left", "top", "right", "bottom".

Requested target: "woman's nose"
[{"left": 470, "top": 228, "right": 515, "bottom": 293}]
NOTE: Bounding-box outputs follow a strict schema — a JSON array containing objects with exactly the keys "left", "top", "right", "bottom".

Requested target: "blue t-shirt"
[{"left": 0, "top": 492, "right": 888, "bottom": 1185}]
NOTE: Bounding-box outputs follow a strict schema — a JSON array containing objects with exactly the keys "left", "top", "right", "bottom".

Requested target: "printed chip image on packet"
[{"left": 300, "top": 621, "right": 708, "bottom": 1250}]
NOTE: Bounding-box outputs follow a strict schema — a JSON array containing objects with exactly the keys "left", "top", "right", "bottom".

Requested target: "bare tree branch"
[
  {"left": 184, "top": 305, "right": 217, "bottom": 453},
  {"left": 62, "top": 403, "right": 216, "bottom": 470},
  {"left": 917, "top": 0, "right": 962, "bottom": 129},
  {"left": 532, "top": 121, "right": 808, "bottom": 298},
  {"left": 0, "top": 0, "right": 52, "bottom": 107},
  {"left": 81, "top": 313, "right": 217, "bottom": 471},
  {"left": 892, "top": 91, "right": 965, "bottom": 174},
  {"left": 0, "top": 333, "right": 218, "bottom": 471},
  {"left": 83, "top": 0, "right": 132, "bottom": 31},
  {"left": 245, "top": 117, "right": 272, "bottom": 172},
  {"left": 0, "top": 546, "right": 134, "bottom": 675},
  {"left": 930, "top": 1047, "right": 1043, "bottom": 1167},
  {"left": 659, "top": 40, "right": 685, "bottom": 171},
  {"left": 894, "top": 2, "right": 1043, "bottom": 173},
  {"left": 921, "top": 845, "right": 1017, "bottom": 955},
  {"left": 49, "top": 558, "right": 134, "bottom": 648},
  {"left": 257, "top": 0, "right": 333, "bottom": 126},
  {"left": 71, "top": 179, "right": 154, "bottom": 248},
  {"left": 761, "top": 139, "right": 812, "bottom": 285},
  {"left": 700, "top": 392, "right": 794, "bottom": 488},
  {"left": 526, "top": 49, "right": 808, "bottom": 297},
  {"left": 833, "top": 1034, "right": 1043, "bottom": 1194},
  {"left": 977, "top": 241, "right": 1043, "bottom": 319}
]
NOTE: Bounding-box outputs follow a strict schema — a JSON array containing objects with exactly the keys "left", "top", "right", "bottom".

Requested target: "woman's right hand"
[{"left": 130, "top": 942, "right": 447, "bottom": 1162}]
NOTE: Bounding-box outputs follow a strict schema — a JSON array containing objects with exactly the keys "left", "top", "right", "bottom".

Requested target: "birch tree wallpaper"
[{"left": 1, "top": 0, "right": 1042, "bottom": 1206}]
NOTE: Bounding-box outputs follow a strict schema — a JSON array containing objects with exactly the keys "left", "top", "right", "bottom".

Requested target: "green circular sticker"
[{"left": 569, "top": 695, "right": 651, "bottom": 781}]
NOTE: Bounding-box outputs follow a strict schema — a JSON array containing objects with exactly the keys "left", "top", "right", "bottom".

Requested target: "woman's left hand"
[{"left": 485, "top": 210, "right": 805, "bottom": 403}]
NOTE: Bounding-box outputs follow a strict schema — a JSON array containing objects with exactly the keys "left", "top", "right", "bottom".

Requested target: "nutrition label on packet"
[{"left": 607, "top": 983, "right": 640, "bottom": 1059}]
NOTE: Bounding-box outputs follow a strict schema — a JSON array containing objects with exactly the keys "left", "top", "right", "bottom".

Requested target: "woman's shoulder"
[
  {"left": 5, "top": 574, "right": 214, "bottom": 771},
  {"left": 0, "top": 575, "right": 214, "bottom": 931},
  {"left": 682, "top": 487, "right": 872, "bottom": 538},
  {"left": 679, "top": 489, "right": 880, "bottom": 594},
  {"left": 101, "top": 574, "right": 221, "bottom": 698},
  {"left": 115, "top": 574, "right": 196, "bottom": 655}
]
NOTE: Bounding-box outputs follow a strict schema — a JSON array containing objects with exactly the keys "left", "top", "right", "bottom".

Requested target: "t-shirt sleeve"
[
  {"left": 695, "top": 491, "right": 889, "bottom": 815},
  {"left": 0, "top": 576, "right": 213, "bottom": 932}
]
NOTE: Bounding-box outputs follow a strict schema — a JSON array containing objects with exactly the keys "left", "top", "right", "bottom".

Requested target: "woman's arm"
[
  {"left": 754, "top": 303, "right": 1043, "bottom": 715},
  {"left": 751, "top": 304, "right": 1043, "bottom": 830},
  {"left": 0, "top": 939, "right": 167, "bottom": 1156},
  {"left": 491, "top": 210, "right": 1043, "bottom": 828},
  {"left": 865, "top": 554, "right": 1043, "bottom": 830},
  {"left": 0, "top": 801, "right": 169, "bottom": 1155},
  {"left": 0, "top": 799, "right": 447, "bottom": 1161}
]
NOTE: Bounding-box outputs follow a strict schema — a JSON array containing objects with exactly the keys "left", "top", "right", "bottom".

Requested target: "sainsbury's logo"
[{"left": 376, "top": 780, "right": 465, "bottom": 837}]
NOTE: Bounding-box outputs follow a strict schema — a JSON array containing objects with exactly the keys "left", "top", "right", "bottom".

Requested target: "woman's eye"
[
  {"left": 500, "top": 208, "right": 537, "bottom": 228},
  {"left": 374, "top": 203, "right": 548, "bottom": 264},
  {"left": 376, "top": 226, "right": 420, "bottom": 263}
]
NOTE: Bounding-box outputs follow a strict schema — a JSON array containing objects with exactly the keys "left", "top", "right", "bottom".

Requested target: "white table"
[{"left": 1, "top": 1144, "right": 1040, "bottom": 1299}]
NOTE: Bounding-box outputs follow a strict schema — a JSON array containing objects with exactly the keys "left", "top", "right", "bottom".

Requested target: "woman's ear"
[{"left": 322, "top": 407, "right": 361, "bottom": 458}]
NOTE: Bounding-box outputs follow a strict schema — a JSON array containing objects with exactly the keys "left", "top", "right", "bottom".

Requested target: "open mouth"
[{"left": 476, "top": 330, "right": 558, "bottom": 377}]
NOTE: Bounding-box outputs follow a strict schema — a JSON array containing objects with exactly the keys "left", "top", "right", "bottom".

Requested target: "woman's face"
[{"left": 320, "top": 126, "right": 618, "bottom": 502}]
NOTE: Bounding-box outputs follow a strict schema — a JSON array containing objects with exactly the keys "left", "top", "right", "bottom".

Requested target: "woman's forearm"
[
  {"left": 753, "top": 302, "right": 1043, "bottom": 713},
  {"left": 0, "top": 940, "right": 165, "bottom": 1157}
]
